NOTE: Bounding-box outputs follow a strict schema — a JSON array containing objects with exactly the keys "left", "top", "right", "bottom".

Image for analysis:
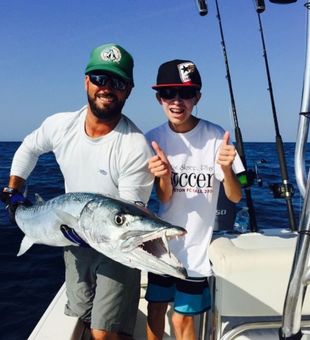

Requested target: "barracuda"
[{"left": 15, "top": 192, "right": 187, "bottom": 278}]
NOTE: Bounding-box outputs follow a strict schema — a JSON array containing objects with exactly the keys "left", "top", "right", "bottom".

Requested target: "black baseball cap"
[{"left": 152, "top": 59, "right": 202, "bottom": 90}]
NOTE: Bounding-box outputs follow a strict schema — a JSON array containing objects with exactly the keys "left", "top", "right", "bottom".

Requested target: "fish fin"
[
  {"left": 23, "top": 185, "right": 28, "bottom": 198},
  {"left": 17, "top": 236, "right": 34, "bottom": 256},
  {"left": 35, "top": 193, "right": 45, "bottom": 204},
  {"left": 60, "top": 224, "right": 89, "bottom": 247},
  {"left": 54, "top": 209, "right": 79, "bottom": 226}
]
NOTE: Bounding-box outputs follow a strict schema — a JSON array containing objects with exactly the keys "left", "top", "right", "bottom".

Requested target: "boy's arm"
[
  {"left": 222, "top": 168, "right": 242, "bottom": 203},
  {"left": 148, "top": 141, "right": 173, "bottom": 203},
  {"left": 217, "top": 131, "right": 242, "bottom": 203}
]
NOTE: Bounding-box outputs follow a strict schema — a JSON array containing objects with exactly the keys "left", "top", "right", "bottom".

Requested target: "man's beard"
[{"left": 87, "top": 93, "right": 125, "bottom": 121}]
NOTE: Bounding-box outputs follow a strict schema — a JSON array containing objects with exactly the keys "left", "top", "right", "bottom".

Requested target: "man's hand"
[
  {"left": 217, "top": 131, "right": 237, "bottom": 171},
  {"left": 0, "top": 187, "right": 32, "bottom": 224}
]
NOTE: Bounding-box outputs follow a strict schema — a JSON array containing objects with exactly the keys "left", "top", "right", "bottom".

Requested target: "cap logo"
[
  {"left": 100, "top": 46, "right": 121, "bottom": 63},
  {"left": 177, "top": 62, "right": 196, "bottom": 83}
]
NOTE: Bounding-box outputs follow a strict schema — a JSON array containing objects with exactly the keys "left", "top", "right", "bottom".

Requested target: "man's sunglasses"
[
  {"left": 88, "top": 74, "right": 128, "bottom": 91},
  {"left": 157, "top": 87, "right": 198, "bottom": 100}
]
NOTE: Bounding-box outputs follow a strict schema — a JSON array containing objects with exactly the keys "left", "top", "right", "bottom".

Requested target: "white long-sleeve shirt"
[{"left": 11, "top": 106, "right": 154, "bottom": 204}]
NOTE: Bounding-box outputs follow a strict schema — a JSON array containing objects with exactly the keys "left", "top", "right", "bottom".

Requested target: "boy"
[{"left": 145, "top": 59, "right": 243, "bottom": 340}]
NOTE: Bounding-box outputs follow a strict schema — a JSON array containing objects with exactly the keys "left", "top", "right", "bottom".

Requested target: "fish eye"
[{"left": 114, "top": 214, "right": 125, "bottom": 225}]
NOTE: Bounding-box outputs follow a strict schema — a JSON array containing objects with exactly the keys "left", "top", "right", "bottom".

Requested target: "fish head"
[{"left": 78, "top": 196, "right": 187, "bottom": 278}]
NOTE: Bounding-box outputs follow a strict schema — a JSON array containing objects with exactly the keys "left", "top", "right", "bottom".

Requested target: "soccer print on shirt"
[{"left": 171, "top": 163, "right": 214, "bottom": 195}]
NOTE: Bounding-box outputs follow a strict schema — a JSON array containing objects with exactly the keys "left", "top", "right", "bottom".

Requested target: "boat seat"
[
  {"left": 209, "top": 229, "right": 310, "bottom": 317},
  {"left": 207, "top": 229, "right": 310, "bottom": 339}
]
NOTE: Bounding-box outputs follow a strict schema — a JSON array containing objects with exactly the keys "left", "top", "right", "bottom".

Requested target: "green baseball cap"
[{"left": 85, "top": 43, "right": 134, "bottom": 85}]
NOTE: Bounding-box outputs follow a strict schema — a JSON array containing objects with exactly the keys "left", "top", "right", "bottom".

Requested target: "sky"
[{"left": 0, "top": 0, "right": 306, "bottom": 142}]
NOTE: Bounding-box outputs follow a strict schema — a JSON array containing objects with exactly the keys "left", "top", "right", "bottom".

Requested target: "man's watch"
[{"left": 2, "top": 187, "right": 19, "bottom": 195}]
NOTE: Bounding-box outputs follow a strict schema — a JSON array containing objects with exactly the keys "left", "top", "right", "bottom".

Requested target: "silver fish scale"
[{"left": 16, "top": 192, "right": 99, "bottom": 218}]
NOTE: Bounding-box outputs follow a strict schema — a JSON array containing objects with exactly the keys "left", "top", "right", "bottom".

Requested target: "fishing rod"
[
  {"left": 254, "top": 0, "right": 297, "bottom": 231},
  {"left": 214, "top": 0, "right": 258, "bottom": 232}
]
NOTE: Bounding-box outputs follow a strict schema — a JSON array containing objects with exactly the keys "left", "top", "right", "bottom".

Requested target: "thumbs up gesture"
[
  {"left": 217, "top": 131, "right": 237, "bottom": 171},
  {"left": 148, "top": 141, "right": 171, "bottom": 179}
]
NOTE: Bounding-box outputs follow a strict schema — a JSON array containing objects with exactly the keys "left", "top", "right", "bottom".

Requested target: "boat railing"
[{"left": 281, "top": 2, "right": 310, "bottom": 339}]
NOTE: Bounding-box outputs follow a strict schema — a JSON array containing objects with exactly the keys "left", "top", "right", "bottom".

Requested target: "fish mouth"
[
  {"left": 120, "top": 227, "right": 188, "bottom": 278},
  {"left": 121, "top": 227, "right": 186, "bottom": 252},
  {"left": 141, "top": 229, "right": 184, "bottom": 257}
]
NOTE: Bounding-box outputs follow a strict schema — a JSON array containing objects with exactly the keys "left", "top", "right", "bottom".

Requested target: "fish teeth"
[{"left": 163, "top": 232, "right": 171, "bottom": 257}]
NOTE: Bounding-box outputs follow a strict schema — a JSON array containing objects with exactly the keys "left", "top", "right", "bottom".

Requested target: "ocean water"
[{"left": 0, "top": 141, "right": 309, "bottom": 340}]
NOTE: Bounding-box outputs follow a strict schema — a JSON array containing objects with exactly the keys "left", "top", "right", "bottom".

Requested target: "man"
[
  {"left": 145, "top": 59, "right": 243, "bottom": 340},
  {"left": 1, "top": 43, "right": 154, "bottom": 340}
]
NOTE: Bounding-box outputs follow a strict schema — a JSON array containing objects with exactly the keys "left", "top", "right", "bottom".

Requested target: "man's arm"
[
  {"left": 1, "top": 120, "right": 53, "bottom": 221},
  {"left": 7, "top": 175, "right": 26, "bottom": 191}
]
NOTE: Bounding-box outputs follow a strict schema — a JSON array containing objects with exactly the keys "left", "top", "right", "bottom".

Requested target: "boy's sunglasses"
[
  {"left": 157, "top": 87, "right": 198, "bottom": 100},
  {"left": 88, "top": 74, "right": 128, "bottom": 91}
]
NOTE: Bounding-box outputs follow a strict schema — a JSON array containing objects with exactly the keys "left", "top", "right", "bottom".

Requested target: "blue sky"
[{"left": 0, "top": 0, "right": 305, "bottom": 141}]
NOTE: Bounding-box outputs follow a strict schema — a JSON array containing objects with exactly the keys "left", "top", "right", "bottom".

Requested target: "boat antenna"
[
  {"left": 214, "top": 0, "right": 258, "bottom": 232},
  {"left": 253, "top": 0, "right": 297, "bottom": 231}
]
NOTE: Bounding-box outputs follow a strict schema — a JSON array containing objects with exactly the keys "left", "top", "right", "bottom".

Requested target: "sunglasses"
[
  {"left": 157, "top": 87, "right": 198, "bottom": 100},
  {"left": 88, "top": 74, "right": 128, "bottom": 91}
]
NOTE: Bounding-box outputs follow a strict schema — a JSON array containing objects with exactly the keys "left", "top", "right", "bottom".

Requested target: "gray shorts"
[{"left": 63, "top": 246, "right": 140, "bottom": 335}]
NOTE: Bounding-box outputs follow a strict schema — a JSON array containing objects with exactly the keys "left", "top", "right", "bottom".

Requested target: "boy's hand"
[
  {"left": 149, "top": 141, "right": 171, "bottom": 179},
  {"left": 217, "top": 131, "right": 237, "bottom": 171}
]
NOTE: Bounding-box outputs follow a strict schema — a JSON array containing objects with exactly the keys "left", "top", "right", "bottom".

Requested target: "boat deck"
[
  {"left": 28, "top": 273, "right": 179, "bottom": 340},
  {"left": 28, "top": 229, "right": 310, "bottom": 339}
]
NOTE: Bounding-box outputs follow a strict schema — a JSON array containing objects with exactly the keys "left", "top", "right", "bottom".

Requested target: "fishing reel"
[
  {"left": 237, "top": 159, "right": 267, "bottom": 188},
  {"left": 254, "top": 160, "right": 295, "bottom": 199},
  {"left": 269, "top": 182, "right": 295, "bottom": 199},
  {"left": 248, "top": 158, "right": 295, "bottom": 199},
  {"left": 255, "top": 159, "right": 267, "bottom": 187},
  {"left": 237, "top": 169, "right": 256, "bottom": 188}
]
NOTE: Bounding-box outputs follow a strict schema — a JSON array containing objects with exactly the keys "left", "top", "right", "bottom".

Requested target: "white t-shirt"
[
  {"left": 146, "top": 119, "right": 244, "bottom": 277},
  {"left": 11, "top": 106, "right": 154, "bottom": 204}
]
